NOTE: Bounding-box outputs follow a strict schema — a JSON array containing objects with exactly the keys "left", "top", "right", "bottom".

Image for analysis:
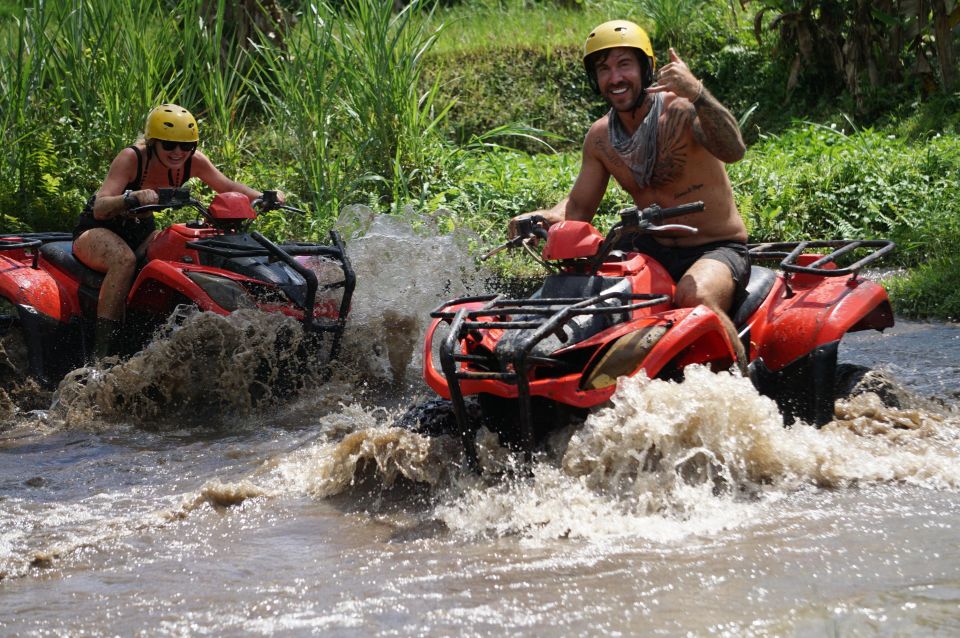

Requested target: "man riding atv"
[
  {"left": 509, "top": 20, "right": 750, "bottom": 371},
  {"left": 72, "top": 103, "right": 284, "bottom": 358}
]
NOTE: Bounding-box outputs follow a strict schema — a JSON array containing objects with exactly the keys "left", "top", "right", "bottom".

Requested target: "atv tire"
[
  {"left": 396, "top": 397, "right": 463, "bottom": 437},
  {"left": 0, "top": 297, "right": 31, "bottom": 381}
]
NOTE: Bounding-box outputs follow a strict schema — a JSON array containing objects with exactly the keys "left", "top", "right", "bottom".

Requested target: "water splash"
[
  {"left": 49, "top": 308, "right": 327, "bottom": 427},
  {"left": 335, "top": 205, "right": 488, "bottom": 387},
  {"left": 268, "top": 404, "right": 461, "bottom": 498},
  {"left": 429, "top": 366, "right": 960, "bottom": 542}
]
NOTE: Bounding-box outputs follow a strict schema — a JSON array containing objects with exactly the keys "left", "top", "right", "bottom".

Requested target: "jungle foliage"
[{"left": 0, "top": 0, "right": 958, "bottom": 317}]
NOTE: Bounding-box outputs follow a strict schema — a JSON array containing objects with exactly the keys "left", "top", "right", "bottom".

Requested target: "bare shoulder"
[
  {"left": 111, "top": 145, "right": 141, "bottom": 167},
  {"left": 191, "top": 150, "right": 213, "bottom": 165},
  {"left": 99, "top": 146, "right": 141, "bottom": 193},
  {"left": 585, "top": 116, "right": 608, "bottom": 144},
  {"left": 583, "top": 116, "right": 612, "bottom": 158},
  {"left": 188, "top": 150, "right": 216, "bottom": 176}
]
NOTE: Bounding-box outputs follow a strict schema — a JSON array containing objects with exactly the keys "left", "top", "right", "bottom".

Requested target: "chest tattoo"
[
  {"left": 650, "top": 109, "right": 693, "bottom": 188},
  {"left": 674, "top": 183, "right": 703, "bottom": 199}
]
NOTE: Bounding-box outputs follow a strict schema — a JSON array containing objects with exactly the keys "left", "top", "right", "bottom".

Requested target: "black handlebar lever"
[
  {"left": 156, "top": 187, "right": 193, "bottom": 207},
  {"left": 254, "top": 190, "right": 307, "bottom": 215},
  {"left": 479, "top": 215, "right": 549, "bottom": 262},
  {"left": 515, "top": 215, "right": 549, "bottom": 241},
  {"left": 619, "top": 201, "right": 706, "bottom": 227}
]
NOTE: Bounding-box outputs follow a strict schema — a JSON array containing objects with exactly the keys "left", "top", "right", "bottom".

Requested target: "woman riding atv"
[{"left": 72, "top": 103, "right": 284, "bottom": 358}]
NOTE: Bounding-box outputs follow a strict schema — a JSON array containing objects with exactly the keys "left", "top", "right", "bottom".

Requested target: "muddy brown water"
[{"left": 2, "top": 212, "right": 959, "bottom": 636}]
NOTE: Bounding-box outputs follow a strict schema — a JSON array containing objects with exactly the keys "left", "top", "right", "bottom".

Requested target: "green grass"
[
  {"left": 0, "top": 0, "right": 956, "bottom": 318},
  {"left": 887, "top": 256, "right": 960, "bottom": 321},
  {"left": 432, "top": 2, "right": 601, "bottom": 55},
  {"left": 431, "top": 0, "right": 744, "bottom": 55}
]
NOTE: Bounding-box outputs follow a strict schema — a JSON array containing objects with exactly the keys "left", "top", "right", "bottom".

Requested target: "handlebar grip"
[
  {"left": 515, "top": 215, "right": 548, "bottom": 240},
  {"left": 645, "top": 201, "right": 705, "bottom": 223},
  {"left": 260, "top": 190, "right": 280, "bottom": 207},
  {"left": 156, "top": 187, "right": 192, "bottom": 206}
]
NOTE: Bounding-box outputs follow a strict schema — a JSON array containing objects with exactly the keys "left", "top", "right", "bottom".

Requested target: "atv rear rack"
[
  {"left": 748, "top": 240, "right": 895, "bottom": 277},
  {"left": 432, "top": 290, "right": 669, "bottom": 459},
  {"left": 0, "top": 233, "right": 74, "bottom": 269}
]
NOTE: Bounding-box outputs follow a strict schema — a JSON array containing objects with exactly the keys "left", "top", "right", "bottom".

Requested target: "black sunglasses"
[{"left": 158, "top": 140, "right": 197, "bottom": 152}]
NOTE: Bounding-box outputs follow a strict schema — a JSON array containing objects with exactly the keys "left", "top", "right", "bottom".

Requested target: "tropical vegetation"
[{"left": 0, "top": 0, "right": 958, "bottom": 317}]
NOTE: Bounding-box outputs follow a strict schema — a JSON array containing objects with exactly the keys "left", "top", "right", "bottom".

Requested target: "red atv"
[
  {"left": 412, "top": 202, "right": 894, "bottom": 461},
  {"left": 0, "top": 188, "right": 355, "bottom": 386}
]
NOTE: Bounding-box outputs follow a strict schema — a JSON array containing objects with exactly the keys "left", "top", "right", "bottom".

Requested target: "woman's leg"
[
  {"left": 134, "top": 230, "right": 160, "bottom": 263},
  {"left": 73, "top": 228, "right": 137, "bottom": 321}
]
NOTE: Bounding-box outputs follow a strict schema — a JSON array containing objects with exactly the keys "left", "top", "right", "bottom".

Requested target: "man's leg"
[{"left": 674, "top": 259, "right": 747, "bottom": 374}]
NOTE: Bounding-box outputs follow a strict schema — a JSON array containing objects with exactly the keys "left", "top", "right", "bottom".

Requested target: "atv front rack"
[
  {"left": 749, "top": 240, "right": 895, "bottom": 277},
  {"left": 432, "top": 290, "right": 669, "bottom": 459},
  {"left": 0, "top": 233, "right": 74, "bottom": 269},
  {"left": 188, "top": 230, "right": 356, "bottom": 360}
]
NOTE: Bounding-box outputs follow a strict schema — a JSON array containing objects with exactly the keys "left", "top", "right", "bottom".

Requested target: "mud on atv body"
[
  {"left": 0, "top": 188, "right": 355, "bottom": 386},
  {"left": 412, "top": 203, "right": 895, "bottom": 461}
]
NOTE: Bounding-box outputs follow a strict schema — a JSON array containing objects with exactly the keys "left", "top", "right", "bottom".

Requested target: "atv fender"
[
  {"left": 0, "top": 255, "right": 80, "bottom": 320},
  {"left": 636, "top": 304, "right": 739, "bottom": 376},
  {"left": 128, "top": 259, "right": 228, "bottom": 314},
  {"left": 750, "top": 276, "right": 893, "bottom": 372}
]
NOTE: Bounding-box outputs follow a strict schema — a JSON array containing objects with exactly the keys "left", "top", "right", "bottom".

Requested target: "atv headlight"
[
  {"left": 185, "top": 271, "right": 254, "bottom": 312},
  {"left": 581, "top": 325, "right": 668, "bottom": 391}
]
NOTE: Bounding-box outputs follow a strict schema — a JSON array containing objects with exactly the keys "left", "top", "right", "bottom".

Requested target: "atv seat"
[
  {"left": 731, "top": 265, "right": 776, "bottom": 328},
  {"left": 40, "top": 241, "right": 106, "bottom": 290}
]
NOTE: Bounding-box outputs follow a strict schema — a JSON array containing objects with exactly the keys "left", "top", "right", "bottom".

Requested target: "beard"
[{"left": 607, "top": 83, "right": 648, "bottom": 113}]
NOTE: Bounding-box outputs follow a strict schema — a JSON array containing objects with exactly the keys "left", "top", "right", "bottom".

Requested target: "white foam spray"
[
  {"left": 432, "top": 366, "right": 960, "bottom": 542},
  {"left": 335, "top": 205, "right": 489, "bottom": 386}
]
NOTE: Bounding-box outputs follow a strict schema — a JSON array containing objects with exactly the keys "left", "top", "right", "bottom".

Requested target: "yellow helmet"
[
  {"left": 144, "top": 103, "right": 199, "bottom": 142},
  {"left": 583, "top": 20, "right": 656, "bottom": 93}
]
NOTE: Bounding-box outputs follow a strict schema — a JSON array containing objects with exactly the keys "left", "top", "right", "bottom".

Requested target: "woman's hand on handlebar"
[
  {"left": 117, "top": 189, "right": 158, "bottom": 218},
  {"left": 132, "top": 189, "right": 158, "bottom": 207},
  {"left": 253, "top": 190, "right": 304, "bottom": 213}
]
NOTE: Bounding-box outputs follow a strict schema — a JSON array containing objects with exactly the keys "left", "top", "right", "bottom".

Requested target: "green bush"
[
  {"left": 730, "top": 123, "right": 960, "bottom": 262},
  {"left": 887, "top": 255, "right": 960, "bottom": 321},
  {"left": 424, "top": 44, "right": 602, "bottom": 152}
]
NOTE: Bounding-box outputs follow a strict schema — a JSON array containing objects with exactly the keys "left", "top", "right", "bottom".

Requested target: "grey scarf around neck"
[{"left": 607, "top": 92, "right": 664, "bottom": 190}]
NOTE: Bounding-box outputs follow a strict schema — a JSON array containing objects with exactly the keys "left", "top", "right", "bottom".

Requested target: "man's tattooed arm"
[{"left": 689, "top": 87, "right": 746, "bottom": 163}]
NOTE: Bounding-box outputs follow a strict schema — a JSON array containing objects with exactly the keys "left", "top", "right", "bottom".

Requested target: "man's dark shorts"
[{"left": 626, "top": 235, "right": 751, "bottom": 302}]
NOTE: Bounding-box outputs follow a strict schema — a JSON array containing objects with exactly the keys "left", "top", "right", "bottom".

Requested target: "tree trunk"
[{"left": 932, "top": 0, "right": 958, "bottom": 91}]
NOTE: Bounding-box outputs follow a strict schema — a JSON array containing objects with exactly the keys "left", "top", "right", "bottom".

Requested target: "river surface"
[{"left": 2, "top": 212, "right": 959, "bottom": 636}]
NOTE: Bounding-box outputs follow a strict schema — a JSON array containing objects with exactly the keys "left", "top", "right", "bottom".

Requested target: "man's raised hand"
[{"left": 646, "top": 48, "right": 702, "bottom": 103}]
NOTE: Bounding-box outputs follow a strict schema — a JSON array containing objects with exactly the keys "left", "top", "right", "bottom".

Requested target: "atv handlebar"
[
  {"left": 253, "top": 190, "right": 306, "bottom": 215},
  {"left": 127, "top": 187, "right": 304, "bottom": 220},
  {"left": 619, "top": 201, "right": 706, "bottom": 227},
  {"left": 480, "top": 215, "right": 549, "bottom": 261},
  {"left": 127, "top": 187, "right": 209, "bottom": 218},
  {"left": 587, "top": 201, "right": 706, "bottom": 272},
  {"left": 481, "top": 202, "right": 705, "bottom": 265}
]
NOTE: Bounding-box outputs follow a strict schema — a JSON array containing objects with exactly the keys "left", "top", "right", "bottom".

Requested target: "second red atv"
[
  {"left": 410, "top": 202, "right": 895, "bottom": 461},
  {"left": 0, "top": 188, "right": 355, "bottom": 387}
]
